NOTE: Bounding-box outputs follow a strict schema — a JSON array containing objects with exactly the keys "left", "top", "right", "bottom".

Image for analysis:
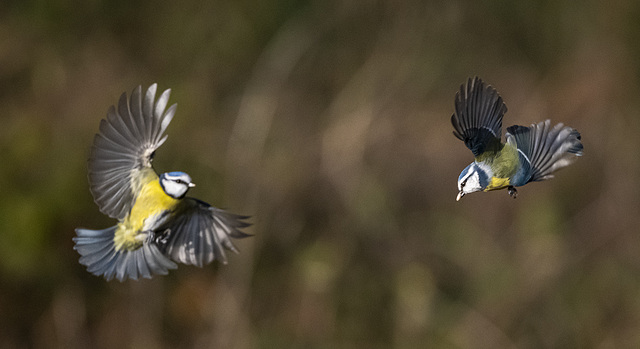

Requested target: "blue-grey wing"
[
  {"left": 156, "top": 198, "right": 252, "bottom": 267},
  {"left": 88, "top": 84, "right": 177, "bottom": 219},
  {"left": 451, "top": 77, "right": 506, "bottom": 156}
]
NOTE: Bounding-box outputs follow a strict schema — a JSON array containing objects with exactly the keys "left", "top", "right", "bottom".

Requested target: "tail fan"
[
  {"left": 73, "top": 226, "right": 177, "bottom": 281},
  {"left": 506, "top": 120, "right": 583, "bottom": 183}
]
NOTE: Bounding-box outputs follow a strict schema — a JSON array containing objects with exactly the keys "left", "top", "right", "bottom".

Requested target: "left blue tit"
[
  {"left": 74, "top": 84, "right": 251, "bottom": 281},
  {"left": 451, "top": 77, "right": 583, "bottom": 201}
]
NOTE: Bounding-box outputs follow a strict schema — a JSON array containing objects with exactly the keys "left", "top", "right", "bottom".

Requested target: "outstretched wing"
[
  {"left": 156, "top": 198, "right": 252, "bottom": 267},
  {"left": 451, "top": 77, "right": 507, "bottom": 156},
  {"left": 88, "top": 84, "right": 177, "bottom": 220}
]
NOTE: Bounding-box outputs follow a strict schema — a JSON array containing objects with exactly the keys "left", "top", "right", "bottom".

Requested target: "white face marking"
[
  {"left": 459, "top": 170, "right": 482, "bottom": 194},
  {"left": 457, "top": 163, "right": 489, "bottom": 200},
  {"left": 160, "top": 172, "right": 194, "bottom": 199}
]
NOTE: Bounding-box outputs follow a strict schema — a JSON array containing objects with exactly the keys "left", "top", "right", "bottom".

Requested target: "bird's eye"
[{"left": 461, "top": 180, "right": 467, "bottom": 187}]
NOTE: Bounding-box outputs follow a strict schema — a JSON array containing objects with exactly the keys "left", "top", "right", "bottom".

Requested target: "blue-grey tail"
[
  {"left": 506, "top": 120, "right": 583, "bottom": 185},
  {"left": 73, "top": 227, "right": 177, "bottom": 282}
]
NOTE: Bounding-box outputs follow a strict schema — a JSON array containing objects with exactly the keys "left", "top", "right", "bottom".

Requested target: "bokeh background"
[{"left": 0, "top": 0, "right": 638, "bottom": 348}]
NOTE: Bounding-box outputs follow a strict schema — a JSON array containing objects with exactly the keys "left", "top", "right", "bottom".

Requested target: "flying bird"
[
  {"left": 74, "top": 84, "right": 251, "bottom": 281},
  {"left": 451, "top": 77, "right": 583, "bottom": 200}
]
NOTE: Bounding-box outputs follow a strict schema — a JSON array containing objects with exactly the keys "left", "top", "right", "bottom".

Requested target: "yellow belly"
[
  {"left": 484, "top": 176, "right": 511, "bottom": 192},
  {"left": 114, "top": 175, "right": 179, "bottom": 251}
]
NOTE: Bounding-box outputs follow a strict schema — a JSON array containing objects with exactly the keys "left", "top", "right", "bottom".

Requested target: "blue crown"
[{"left": 167, "top": 171, "right": 188, "bottom": 177}]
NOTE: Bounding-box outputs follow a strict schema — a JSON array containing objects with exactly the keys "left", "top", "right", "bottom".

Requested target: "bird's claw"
[
  {"left": 507, "top": 186, "right": 518, "bottom": 199},
  {"left": 153, "top": 229, "right": 171, "bottom": 245}
]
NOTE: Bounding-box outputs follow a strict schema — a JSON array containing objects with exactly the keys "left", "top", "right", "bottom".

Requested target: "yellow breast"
[
  {"left": 484, "top": 176, "right": 511, "bottom": 192},
  {"left": 114, "top": 174, "right": 179, "bottom": 251}
]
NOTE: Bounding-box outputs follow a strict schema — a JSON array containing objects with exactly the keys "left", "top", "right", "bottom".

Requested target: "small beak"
[
  {"left": 188, "top": 182, "right": 196, "bottom": 187},
  {"left": 456, "top": 191, "right": 464, "bottom": 201}
]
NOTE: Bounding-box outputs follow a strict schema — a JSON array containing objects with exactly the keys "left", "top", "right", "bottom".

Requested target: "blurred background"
[{"left": 0, "top": 0, "right": 638, "bottom": 348}]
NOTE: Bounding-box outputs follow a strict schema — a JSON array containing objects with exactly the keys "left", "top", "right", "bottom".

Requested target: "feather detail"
[
  {"left": 73, "top": 227, "right": 177, "bottom": 282},
  {"left": 451, "top": 77, "right": 507, "bottom": 156},
  {"left": 156, "top": 198, "right": 252, "bottom": 267},
  {"left": 88, "top": 84, "right": 177, "bottom": 220},
  {"left": 506, "top": 120, "right": 583, "bottom": 184}
]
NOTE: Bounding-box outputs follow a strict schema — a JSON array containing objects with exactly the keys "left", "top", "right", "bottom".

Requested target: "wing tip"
[
  {"left": 451, "top": 76, "right": 506, "bottom": 154},
  {"left": 87, "top": 83, "right": 177, "bottom": 218}
]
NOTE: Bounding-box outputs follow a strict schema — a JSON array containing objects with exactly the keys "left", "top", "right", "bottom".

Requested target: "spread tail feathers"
[
  {"left": 73, "top": 226, "right": 177, "bottom": 281},
  {"left": 507, "top": 120, "right": 583, "bottom": 183}
]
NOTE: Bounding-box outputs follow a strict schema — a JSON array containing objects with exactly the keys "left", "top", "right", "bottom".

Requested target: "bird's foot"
[
  {"left": 507, "top": 186, "right": 518, "bottom": 199},
  {"left": 152, "top": 229, "right": 172, "bottom": 245}
]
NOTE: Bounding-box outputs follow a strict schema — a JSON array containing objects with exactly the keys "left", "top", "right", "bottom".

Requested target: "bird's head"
[
  {"left": 457, "top": 162, "right": 489, "bottom": 201},
  {"left": 160, "top": 171, "right": 196, "bottom": 199}
]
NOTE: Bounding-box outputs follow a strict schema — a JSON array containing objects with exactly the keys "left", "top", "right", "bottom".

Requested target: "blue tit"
[
  {"left": 451, "top": 77, "right": 583, "bottom": 200},
  {"left": 74, "top": 84, "right": 251, "bottom": 281}
]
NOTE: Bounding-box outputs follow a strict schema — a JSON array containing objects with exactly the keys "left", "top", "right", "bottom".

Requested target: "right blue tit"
[
  {"left": 74, "top": 84, "right": 251, "bottom": 281},
  {"left": 451, "top": 77, "right": 583, "bottom": 200}
]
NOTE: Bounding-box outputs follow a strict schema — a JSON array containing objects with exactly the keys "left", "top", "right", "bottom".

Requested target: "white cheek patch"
[
  {"left": 162, "top": 180, "right": 187, "bottom": 198},
  {"left": 471, "top": 172, "right": 480, "bottom": 187},
  {"left": 463, "top": 171, "right": 482, "bottom": 193}
]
